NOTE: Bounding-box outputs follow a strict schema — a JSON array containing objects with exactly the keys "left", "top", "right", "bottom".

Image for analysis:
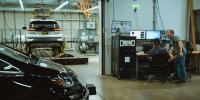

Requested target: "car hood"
[
  {"left": 36, "top": 59, "right": 72, "bottom": 73},
  {"left": 21, "top": 59, "right": 75, "bottom": 79}
]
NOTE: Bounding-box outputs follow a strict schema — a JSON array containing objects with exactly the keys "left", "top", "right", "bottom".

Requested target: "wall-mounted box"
[{"left": 86, "top": 22, "right": 96, "bottom": 29}]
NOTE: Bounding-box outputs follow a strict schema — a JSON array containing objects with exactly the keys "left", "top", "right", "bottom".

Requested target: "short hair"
[
  {"left": 154, "top": 38, "right": 161, "bottom": 45},
  {"left": 167, "top": 30, "right": 174, "bottom": 35}
]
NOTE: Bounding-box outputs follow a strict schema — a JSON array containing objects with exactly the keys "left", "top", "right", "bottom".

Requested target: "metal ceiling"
[{"left": 0, "top": 0, "right": 98, "bottom": 11}]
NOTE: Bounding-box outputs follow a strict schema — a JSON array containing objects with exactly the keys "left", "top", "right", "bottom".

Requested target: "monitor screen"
[
  {"left": 130, "top": 31, "right": 145, "bottom": 39},
  {"left": 146, "top": 31, "right": 161, "bottom": 39}
]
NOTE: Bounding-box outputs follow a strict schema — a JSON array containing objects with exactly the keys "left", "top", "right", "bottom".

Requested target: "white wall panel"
[
  {"left": 79, "top": 14, "right": 85, "bottom": 29},
  {"left": 5, "top": 12, "right": 14, "bottom": 29},
  {"left": 71, "top": 13, "right": 79, "bottom": 29},
  {"left": 0, "top": 11, "right": 4, "bottom": 29},
  {"left": 15, "top": 12, "right": 25, "bottom": 29},
  {"left": 72, "top": 21, "right": 79, "bottom": 29},
  {"left": 53, "top": 13, "right": 62, "bottom": 28},
  {"left": 72, "top": 29, "right": 78, "bottom": 38},
  {"left": 63, "top": 29, "right": 71, "bottom": 40},
  {"left": 62, "top": 13, "right": 71, "bottom": 29},
  {"left": 156, "top": 0, "right": 187, "bottom": 39},
  {"left": 24, "top": 12, "right": 33, "bottom": 26},
  {"left": 63, "top": 21, "right": 71, "bottom": 29},
  {"left": 194, "top": 0, "right": 200, "bottom": 10}
]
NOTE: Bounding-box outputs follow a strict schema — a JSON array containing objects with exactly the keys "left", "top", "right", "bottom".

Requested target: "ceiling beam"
[
  {"left": 0, "top": 7, "right": 82, "bottom": 13},
  {"left": 0, "top": 2, "right": 78, "bottom": 9}
]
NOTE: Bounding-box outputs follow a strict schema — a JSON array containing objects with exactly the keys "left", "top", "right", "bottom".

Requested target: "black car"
[{"left": 0, "top": 44, "right": 96, "bottom": 100}]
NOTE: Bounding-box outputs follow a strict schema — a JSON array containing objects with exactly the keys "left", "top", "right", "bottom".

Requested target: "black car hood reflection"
[{"left": 36, "top": 59, "right": 68, "bottom": 73}]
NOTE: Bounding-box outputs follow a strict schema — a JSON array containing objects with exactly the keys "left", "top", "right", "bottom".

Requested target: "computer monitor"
[
  {"left": 146, "top": 30, "right": 161, "bottom": 39},
  {"left": 130, "top": 31, "right": 146, "bottom": 39}
]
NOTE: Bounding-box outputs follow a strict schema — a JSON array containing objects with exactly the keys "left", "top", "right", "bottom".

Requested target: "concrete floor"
[{"left": 66, "top": 55, "right": 200, "bottom": 100}]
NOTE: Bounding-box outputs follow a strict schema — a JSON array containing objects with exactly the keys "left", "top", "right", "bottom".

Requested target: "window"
[
  {"left": 0, "top": 60, "right": 9, "bottom": 71},
  {"left": 0, "top": 60, "right": 18, "bottom": 72},
  {"left": 0, "top": 45, "right": 28, "bottom": 63},
  {"left": 29, "top": 21, "right": 59, "bottom": 31}
]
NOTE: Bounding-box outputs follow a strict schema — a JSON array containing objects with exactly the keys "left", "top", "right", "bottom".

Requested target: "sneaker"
[
  {"left": 148, "top": 75, "right": 155, "bottom": 79},
  {"left": 173, "top": 80, "right": 182, "bottom": 84},
  {"left": 173, "top": 80, "right": 187, "bottom": 84},
  {"left": 179, "top": 80, "right": 187, "bottom": 85}
]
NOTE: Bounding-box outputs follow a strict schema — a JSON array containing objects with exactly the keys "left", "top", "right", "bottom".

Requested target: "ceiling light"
[
  {"left": 83, "top": 6, "right": 99, "bottom": 13},
  {"left": 19, "top": 0, "right": 24, "bottom": 11},
  {"left": 55, "top": 1, "right": 69, "bottom": 11}
]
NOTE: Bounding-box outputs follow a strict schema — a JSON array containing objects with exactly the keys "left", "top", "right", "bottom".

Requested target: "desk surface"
[
  {"left": 192, "top": 51, "right": 200, "bottom": 54},
  {"left": 136, "top": 51, "right": 148, "bottom": 56},
  {"left": 137, "top": 51, "right": 200, "bottom": 55}
]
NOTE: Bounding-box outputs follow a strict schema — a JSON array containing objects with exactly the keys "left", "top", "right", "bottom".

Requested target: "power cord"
[
  {"left": 133, "top": 4, "right": 140, "bottom": 30},
  {"left": 156, "top": 0, "right": 165, "bottom": 30},
  {"left": 135, "top": 11, "right": 140, "bottom": 30}
]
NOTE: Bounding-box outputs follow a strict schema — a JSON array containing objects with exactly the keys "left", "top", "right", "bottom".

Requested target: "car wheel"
[{"left": 15, "top": 93, "right": 55, "bottom": 100}]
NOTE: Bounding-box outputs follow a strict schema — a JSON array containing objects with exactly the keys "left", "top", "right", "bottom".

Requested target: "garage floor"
[{"left": 67, "top": 55, "right": 200, "bottom": 100}]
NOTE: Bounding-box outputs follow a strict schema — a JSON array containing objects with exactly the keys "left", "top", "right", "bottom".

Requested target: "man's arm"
[
  {"left": 173, "top": 36, "right": 183, "bottom": 57},
  {"left": 168, "top": 52, "right": 175, "bottom": 62},
  {"left": 177, "top": 40, "right": 183, "bottom": 57},
  {"left": 148, "top": 48, "right": 154, "bottom": 56},
  {"left": 163, "top": 48, "right": 174, "bottom": 62}
]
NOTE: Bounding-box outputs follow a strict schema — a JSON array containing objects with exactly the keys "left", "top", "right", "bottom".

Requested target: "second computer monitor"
[
  {"left": 146, "top": 30, "right": 161, "bottom": 39},
  {"left": 130, "top": 31, "right": 146, "bottom": 39}
]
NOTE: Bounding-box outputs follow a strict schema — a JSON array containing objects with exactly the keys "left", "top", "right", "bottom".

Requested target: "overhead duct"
[{"left": 0, "top": 7, "right": 82, "bottom": 13}]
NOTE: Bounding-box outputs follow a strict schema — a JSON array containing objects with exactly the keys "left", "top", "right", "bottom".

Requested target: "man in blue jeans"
[{"left": 166, "top": 30, "right": 187, "bottom": 83}]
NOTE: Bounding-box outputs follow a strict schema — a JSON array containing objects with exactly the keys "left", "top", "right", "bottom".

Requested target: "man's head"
[
  {"left": 153, "top": 38, "right": 161, "bottom": 47},
  {"left": 166, "top": 30, "right": 174, "bottom": 39}
]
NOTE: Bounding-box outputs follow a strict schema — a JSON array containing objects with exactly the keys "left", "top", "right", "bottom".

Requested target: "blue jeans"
[{"left": 174, "top": 54, "right": 187, "bottom": 81}]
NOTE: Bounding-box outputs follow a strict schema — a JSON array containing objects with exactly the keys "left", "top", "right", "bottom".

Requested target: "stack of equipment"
[{"left": 111, "top": 34, "right": 136, "bottom": 79}]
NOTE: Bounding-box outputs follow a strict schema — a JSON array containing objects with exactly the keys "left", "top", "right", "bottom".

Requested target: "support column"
[{"left": 188, "top": 0, "right": 197, "bottom": 50}]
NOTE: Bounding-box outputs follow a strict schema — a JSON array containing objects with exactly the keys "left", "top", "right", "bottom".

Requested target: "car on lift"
[
  {"left": 0, "top": 44, "right": 96, "bottom": 100},
  {"left": 23, "top": 18, "right": 64, "bottom": 54}
]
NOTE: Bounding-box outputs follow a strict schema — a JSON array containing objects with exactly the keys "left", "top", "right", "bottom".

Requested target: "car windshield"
[
  {"left": 0, "top": 45, "right": 29, "bottom": 63},
  {"left": 29, "top": 21, "right": 59, "bottom": 31}
]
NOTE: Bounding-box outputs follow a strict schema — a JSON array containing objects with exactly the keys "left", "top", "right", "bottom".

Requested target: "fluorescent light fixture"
[
  {"left": 83, "top": 6, "right": 99, "bottom": 13},
  {"left": 19, "top": 0, "right": 24, "bottom": 11},
  {"left": 55, "top": 1, "right": 69, "bottom": 11}
]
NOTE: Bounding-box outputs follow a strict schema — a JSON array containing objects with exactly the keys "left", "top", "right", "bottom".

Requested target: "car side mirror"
[
  {"left": 86, "top": 84, "right": 96, "bottom": 95},
  {"left": 22, "top": 27, "right": 27, "bottom": 30}
]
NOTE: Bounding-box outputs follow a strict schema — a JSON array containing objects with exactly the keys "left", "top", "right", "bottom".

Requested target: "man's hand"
[
  {"left": 179, "top": 53, "right": 183, "bottom": 57},
  {"left": 177, "top": 41, "right": 183, "bottom": 57},
  {"left": 168, "top": 52, "right": 175, "bottom": 62}
]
